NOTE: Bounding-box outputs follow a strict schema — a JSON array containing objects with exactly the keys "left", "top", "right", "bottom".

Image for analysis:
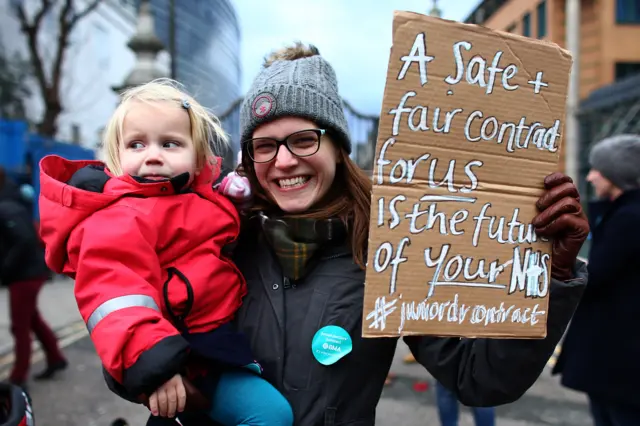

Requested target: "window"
[
  {"left": 615, "top": 62, "right": 640, "bottom": 80},
  {"left": 617, "top": 0, "right": 640, "bottom": 23},
  {"left": 522, "top": 12, "right": 531, "bottom": 37},
  {"left": 537, "top": 1, "right": 547, "bottom": 37}
]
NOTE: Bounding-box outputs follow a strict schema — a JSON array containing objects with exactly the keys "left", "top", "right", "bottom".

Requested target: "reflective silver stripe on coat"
[{"left": 86, "top": 295, "right": 160, "bottom": 334}]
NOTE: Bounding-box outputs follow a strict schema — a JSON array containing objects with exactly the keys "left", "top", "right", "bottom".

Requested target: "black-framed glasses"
[{"left": 243, "top": 129, "right": 325, "bottom": 163}]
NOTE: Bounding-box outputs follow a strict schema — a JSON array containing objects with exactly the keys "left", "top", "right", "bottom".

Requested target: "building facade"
[
  {"left": 465, "top": 0, "right": 640, "bottom": 99},
  {"left": 144, "top": 0, "right": 242, "bottom": 115},
  {"left": 0, "top": 0, "right": 149, "bottom": 148},
  {"left": 465, "top": 0, "right": 640, "bottom": 198}
]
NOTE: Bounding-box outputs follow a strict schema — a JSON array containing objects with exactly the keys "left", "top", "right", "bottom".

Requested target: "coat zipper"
[{"left": 281, "top": 273, "right": 289, "bottom": 390}]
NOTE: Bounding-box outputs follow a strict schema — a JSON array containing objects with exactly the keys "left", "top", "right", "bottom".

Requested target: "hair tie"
[{"left": 182, "top": 99, "right": 191, "bottom": 109}]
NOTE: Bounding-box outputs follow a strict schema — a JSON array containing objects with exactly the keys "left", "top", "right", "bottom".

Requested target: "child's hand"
[
  {"left": 218, "top": 171, "right": 253, "bottom": 210},
  {"left": 149, "top": 374, "right": 186, "bottom": 418}
]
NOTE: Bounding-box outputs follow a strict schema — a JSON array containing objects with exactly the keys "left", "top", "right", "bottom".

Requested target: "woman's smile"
[{"left": 274, "top": 175, "right": 311, "bottom": 190}]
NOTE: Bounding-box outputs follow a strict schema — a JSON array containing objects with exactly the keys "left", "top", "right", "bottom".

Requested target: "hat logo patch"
[{"left": 252, "top": 93, "right": 276, "bottom": 119}]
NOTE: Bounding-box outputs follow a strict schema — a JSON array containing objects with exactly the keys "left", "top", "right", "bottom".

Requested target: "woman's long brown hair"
[{"left": 238, "top": 146, "right": 372, "bottom": 270}]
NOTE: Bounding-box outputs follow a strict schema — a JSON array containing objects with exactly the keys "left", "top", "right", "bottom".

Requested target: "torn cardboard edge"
[{"left": 362, "top": 11, "right": 573, "bottom": 340}]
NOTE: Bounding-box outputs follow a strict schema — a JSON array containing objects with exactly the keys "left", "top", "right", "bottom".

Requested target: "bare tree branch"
[
  {"left": 50, "top": 0, "right": 74, "bottom": 97},
  {"left": 12, "top": 0, "right": 54, "bottom": 97},
  {"left": 15, "top": 0, "right": 53, "bottom": 31},
  {"left": 68, "top": 0, "right": 102, "bottom": 28},
  {"left": 52, "top": 0, "right": 103, "bottom": 117},
  {"left": 11, "top": 0, "right": 103, "bottom": 136}
]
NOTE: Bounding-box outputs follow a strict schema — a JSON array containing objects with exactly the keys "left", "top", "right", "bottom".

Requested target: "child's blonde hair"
[{"left": 102, "top": 78, "right": 229, "bottom": 176}]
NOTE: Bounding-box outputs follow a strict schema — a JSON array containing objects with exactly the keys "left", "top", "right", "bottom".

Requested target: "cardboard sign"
[{"left": 362, "top": 12, "right": 572, "bottom": 339}]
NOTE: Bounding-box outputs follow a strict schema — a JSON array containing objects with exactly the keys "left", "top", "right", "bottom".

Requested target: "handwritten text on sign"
[{"left": 362, "top": 12, "right": 572, "bottom": 338}]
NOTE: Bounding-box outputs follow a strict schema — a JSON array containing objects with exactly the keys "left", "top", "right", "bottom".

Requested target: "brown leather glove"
[
  {"left": 532, "top": 172, "right": 590, "bottom": 281},
  {"left": 182, "top": 376, "right": 211, "bottom": 412}
]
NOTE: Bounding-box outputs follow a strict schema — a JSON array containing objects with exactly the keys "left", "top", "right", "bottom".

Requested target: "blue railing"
[{"left": 0, "top": 119, "right": 95, "bottom": 219}]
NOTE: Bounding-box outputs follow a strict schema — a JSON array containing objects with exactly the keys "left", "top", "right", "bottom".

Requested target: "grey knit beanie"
[
  {"left": 589, "top": 134, "right": 640, "bottom": 191},
  {"left": 240, "top": 53, "right": 352, "bottom": 153}
]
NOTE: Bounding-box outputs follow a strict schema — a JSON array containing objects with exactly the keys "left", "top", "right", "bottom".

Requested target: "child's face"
[{"left": 119, "top": 101, "right": 197, "bottom": 181}]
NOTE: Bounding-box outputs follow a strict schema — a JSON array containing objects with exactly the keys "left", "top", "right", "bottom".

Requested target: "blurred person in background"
[
  {"left": 388, "top": 353, "right": 496, "bottom": 424},
  {"left": 552, "top": 134, "right": 640, "bottom": 426},
  {"left": 0, "top": 168, "right": 30, "bottom": 212},
  {"left": 0, "top": 166, "right": 67, "bottom": 389},
  {"left": 435, "top": 380, "right": 495, "bottom": 426}
]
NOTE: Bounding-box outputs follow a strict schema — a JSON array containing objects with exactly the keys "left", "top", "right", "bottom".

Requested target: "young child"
[{"left": 38, "top": 79, "right": 293, "bottom": 425}]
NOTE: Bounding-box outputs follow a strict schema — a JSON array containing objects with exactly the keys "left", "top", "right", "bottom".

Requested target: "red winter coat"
[{"left": 38, "top": 155, "right": 246, "bottom": 398}]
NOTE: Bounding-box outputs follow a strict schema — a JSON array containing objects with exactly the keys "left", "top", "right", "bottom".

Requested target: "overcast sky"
[{"left": 232, "top": 0, "right": 482, "bottom": 115}]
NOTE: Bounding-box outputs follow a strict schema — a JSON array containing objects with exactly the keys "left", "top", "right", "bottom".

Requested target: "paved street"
[
  {"left": 0, "top": 277, "right": 81, "bottom": 357},
  {"left": 0, "top": 280, "right": 591, "bottom": 426}
]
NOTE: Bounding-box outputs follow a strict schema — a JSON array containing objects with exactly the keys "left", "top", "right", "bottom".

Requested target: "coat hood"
[{"left": 38, "top": 154, "right": 222, "bottom": 275}]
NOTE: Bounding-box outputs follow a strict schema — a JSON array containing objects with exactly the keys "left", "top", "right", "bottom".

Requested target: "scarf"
[{"left": 257, "top": 212, "right": 347, "bottom": 281}]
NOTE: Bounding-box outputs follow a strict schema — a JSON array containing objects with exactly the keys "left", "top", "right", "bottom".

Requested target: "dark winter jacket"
[
  {"left": 0, "top": 176, "right": 34, "bottom": 218},
  {"left": 552, "top": 189, "right": 640, "bottom": 408},
  {"left": 0, "top": 197, "right": 49, "bottom": 286},
  {"left": 164, "top": 216, "right": 588, "bottom": 426}
]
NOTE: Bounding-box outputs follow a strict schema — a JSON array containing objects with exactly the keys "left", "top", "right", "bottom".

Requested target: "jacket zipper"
[{"left": 281, "top": 273, "right": 289, "bottom": 390}]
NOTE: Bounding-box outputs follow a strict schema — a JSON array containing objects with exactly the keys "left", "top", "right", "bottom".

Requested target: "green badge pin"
[{"left": 311, "top": 325, "right": 353, "bottom": 366}]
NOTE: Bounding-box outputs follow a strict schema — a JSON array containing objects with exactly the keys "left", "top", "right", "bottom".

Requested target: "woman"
[
  {"left": 0, "top": 167, "right": 67, "bottom": 389},
  {"left": 552, "top": 135, "right": 640, "bottom": 425},
  {"left": 150, "top": 43, "right": 588, "bottom": 425}
]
